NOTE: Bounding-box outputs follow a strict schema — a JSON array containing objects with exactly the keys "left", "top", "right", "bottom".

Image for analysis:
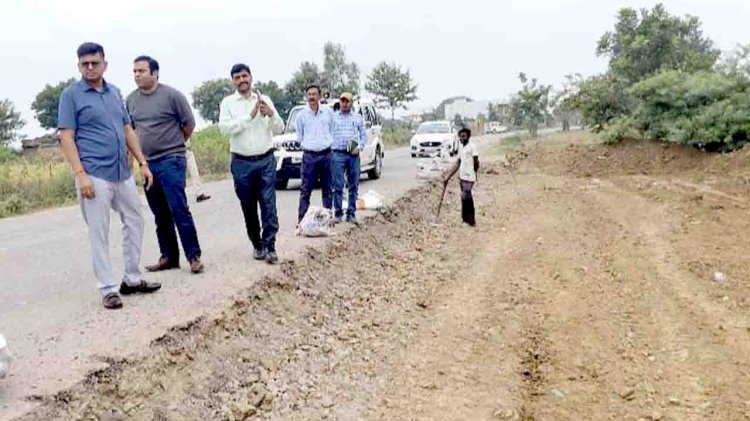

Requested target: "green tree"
[
  {"left": 31, "top": 78, "right": 76, "bottom": 130},
  {"left": 510, "top": 73, "right": 552, "bottom": 137},
  {"left": 254, "top": 80, "right": 294, "bottom": 121},
  {"left": 568, "top": 74, "right": 631, "bottom": 132},
  {"left": 717, "top": 43, "right": 750, "bottom": 80},
  {"left": 487, "top": 103, "right": 499, "bottom": 121},
  {"left": 0, "top": 99, "right": 25, "bottom": 145},
  {"left": 322, "top": 42, "right": 360, "bottom": 98},
  {"left": 597, "top": 3, "right": 720, "bottom": 84},
  {"left": 191, "top": 79, "right": 234, "bottom": 124},
  {"left": 285, "top": 61, "right": 324, "bottom": 103},
  {"left": 365, "top": 62, "right": 418, "bottom": 120}
]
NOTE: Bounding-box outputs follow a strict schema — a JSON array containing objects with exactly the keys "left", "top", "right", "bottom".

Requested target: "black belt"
[
  {"left": 232, "top": 149, "right": 274, "bottom": 161},
  {"left": 302, "top": 148, "right": 331, "bottom": 155},
  {"left": 332, "top": 149, "right": 350, "bottom": 154}
]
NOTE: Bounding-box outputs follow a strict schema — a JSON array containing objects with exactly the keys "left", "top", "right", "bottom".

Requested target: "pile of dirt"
[
  {"left": 525, "top": 137, "right": 750, "bottom": 179},
  {"left": 18, "top": 181, "right": 470, "bottom": 421}
]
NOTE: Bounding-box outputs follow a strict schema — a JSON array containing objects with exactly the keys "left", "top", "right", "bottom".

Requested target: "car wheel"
[
  {"left": 367, "top": 148, "right": 383, "bottom": 180},
  {"left": 275, "top": 178, "right": 289, "bottom": 190}
]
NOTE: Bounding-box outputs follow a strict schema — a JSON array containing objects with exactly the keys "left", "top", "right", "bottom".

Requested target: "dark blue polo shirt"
[{"left": 58, "top": 79, "right": 132, "bottom": 182}]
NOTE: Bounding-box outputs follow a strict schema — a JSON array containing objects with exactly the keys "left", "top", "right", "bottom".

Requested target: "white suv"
[
  {"left": 273, "top": 100, "right": 385, "bottom": 189},
  {"left": 410, "top": 120, "right": 458, "bottom": 158}
]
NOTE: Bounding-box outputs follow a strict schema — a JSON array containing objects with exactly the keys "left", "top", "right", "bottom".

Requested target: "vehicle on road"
[
  {"left": 273, "top": 99, "right": 385, "bottom": 189},
  {"left": 485, "top": 121, "right": 508, "bottom": 134},
  {"left": 410, "top": 121, "right": 458, "bottom": 158}
]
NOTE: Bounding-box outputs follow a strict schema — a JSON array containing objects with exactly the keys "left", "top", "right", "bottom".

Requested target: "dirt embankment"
[{"left": 17, "top": 133, "right": 750, "bottom": 420}]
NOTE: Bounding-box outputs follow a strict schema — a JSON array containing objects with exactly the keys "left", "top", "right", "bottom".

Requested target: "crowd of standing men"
[{"left": 58, "top": 42, "right": 368, "bottom": 309}]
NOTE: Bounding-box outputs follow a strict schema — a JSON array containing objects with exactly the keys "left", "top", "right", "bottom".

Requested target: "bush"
[
  {"left": 191, "top": 126, "right": 230, "bottom": 175},
  {"left": 573, "top": 75, "right": 632, "bottom": 132},
  {"left": 0, "top": 157, "right": 77, "bottom": 218},
  {"left": 600, "top": 116, "right": 638, "bottom": 144},
  {"left": 0, "top": 145, "right": 18, "bottom": 164},
  {"left": 628, "top": 70, "right": 750, "bottom": 150},
  {"left": 381, "top": 123, "right": 411, "bottom": 148}
]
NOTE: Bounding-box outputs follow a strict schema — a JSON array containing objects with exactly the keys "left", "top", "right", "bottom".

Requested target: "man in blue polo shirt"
[
  {"left": 295, "top": 85, "right": 335, "bottom": 223},
  {"left": 58, "top": 42, "right": 160, "bottom": 310}
]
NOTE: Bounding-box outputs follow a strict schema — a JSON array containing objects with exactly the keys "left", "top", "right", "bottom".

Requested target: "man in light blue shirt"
[
  {"left": 331, "top": 92, "right": 367, "bottom": 224},
  {"left": 295, "top": 85, "right": 335, "bottom": 222}
]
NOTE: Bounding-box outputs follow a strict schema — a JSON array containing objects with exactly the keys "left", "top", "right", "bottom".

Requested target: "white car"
[
  {"left": 485, "top": 122, "right": 508, "bottom": 134},
  {"left": 410, "top": 121, "right": 458, "bottom": 158},
  {"left": 273, "top": 100, "right": 385, "bottom": 189}
]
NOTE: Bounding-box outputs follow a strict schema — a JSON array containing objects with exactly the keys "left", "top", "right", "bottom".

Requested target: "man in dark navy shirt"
[{"left": 58, "top": 42, "right": 160, "bottom": 309}]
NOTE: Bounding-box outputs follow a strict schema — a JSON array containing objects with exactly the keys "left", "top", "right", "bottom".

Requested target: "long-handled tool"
[{"left": 436, "top": 180, "right": 449, "bottom": 217}]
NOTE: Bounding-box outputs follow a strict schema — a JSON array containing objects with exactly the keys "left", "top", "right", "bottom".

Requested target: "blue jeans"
[
  {"left": 298, "top": 149, "right": 333, "bottom": 222},
  {"left": 332, "top": 151, "right": 360, "bottom": 218},
  {"left": 145, "top": 154, "right": 202, "bottom": 262},
  {"left": 231, "top": 152, "right": 279, "bottom": 252}
]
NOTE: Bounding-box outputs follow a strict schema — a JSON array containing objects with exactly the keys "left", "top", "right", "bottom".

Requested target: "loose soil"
[{"left": 17, "top": 132, "right": 750, "bottom": 420}]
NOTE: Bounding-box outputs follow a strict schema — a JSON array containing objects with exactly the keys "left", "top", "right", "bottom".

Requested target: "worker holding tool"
[{"left": 443, "top": 128, "right": 479, "bottom": 226}]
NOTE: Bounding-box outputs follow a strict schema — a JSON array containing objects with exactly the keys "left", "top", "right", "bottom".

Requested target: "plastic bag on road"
[
  {"left": 357, "top": 190, "right": 385, "bottom": 210},
  {"left": 0, "top": 334, "right": 11, "bottom": 380},
  {"left": 417, "top": 147, "right": 454, "bottom": 180},
  {"left": 295, "top": 206, "right": 334, "bottom": 237}
]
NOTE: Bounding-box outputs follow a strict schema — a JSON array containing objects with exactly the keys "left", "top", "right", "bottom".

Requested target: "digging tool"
[{"left": 436, "top": 179, "right": 449, "bottom": 217}]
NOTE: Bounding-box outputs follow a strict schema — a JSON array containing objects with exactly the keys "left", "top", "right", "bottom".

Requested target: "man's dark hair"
[
  {"left": 134, "top": 55, "right": 159, "bottom": 74},
  {"left": 77, "top": 42, "right": 105, "bottom": 58},
  {"left": 458, "top": 128, "right": 472, "bottom": 137},
  {"left": 305, "top": 84, "right": 321, "bottom": 95},
  {"left": 230, "top": 63, "right": 252, "bottom": 77}
]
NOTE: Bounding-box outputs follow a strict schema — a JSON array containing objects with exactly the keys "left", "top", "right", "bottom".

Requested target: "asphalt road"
[{"left": 0, "top": 132, "right": 524, "bottom": 418}]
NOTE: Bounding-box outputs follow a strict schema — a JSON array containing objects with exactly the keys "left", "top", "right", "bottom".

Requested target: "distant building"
[{"left": 444, "top": 99, "right": 490, "bottom": 121}]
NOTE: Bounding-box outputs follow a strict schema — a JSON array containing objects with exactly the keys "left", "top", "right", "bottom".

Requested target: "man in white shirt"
[
  {"left": 219, "top": 63, "right": 284, "bottom": 263},
  {"left": 444, "top": 128, "right": 480, "bottom": 226}
]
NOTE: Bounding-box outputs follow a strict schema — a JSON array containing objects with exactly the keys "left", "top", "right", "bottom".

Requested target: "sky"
[{"left": 1, "top": 0, "right": 748, "bottom": 138}]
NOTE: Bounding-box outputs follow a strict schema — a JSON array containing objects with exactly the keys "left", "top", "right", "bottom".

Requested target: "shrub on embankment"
[{"left": 568, "top": 4, "right": 750, "bottom": 151}]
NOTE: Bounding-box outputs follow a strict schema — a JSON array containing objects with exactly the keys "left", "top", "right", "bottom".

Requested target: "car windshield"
[
  {"left": 284, "top": 108, "right": 303, "bottom": 134},
  {"left": 417, "top": 123, "right": 451, "bottom": 134},
  {"left": 284, "top": 105, "right": 338, "bottom": 133}
]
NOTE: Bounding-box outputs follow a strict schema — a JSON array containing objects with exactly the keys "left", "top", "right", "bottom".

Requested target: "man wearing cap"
[{"left": 331, "top": 92, "right": 367, "bottom": 224}]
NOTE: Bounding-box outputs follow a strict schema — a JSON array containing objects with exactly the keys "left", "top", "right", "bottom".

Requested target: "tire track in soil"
[{"left": 369, "top": 175, "right": 533, "bottom": 420}]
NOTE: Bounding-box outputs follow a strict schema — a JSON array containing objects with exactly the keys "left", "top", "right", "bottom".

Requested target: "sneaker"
[
  {"left": 189, "top": 257, "right": 205, "bottom": 274},
  {"left": 253, "top": 248, "right": 265, "bottom": 260},
  {"left": 196, "top": 193, "right": 211, "bottom": 202},
  {"left": 119, "top": 280, "right": 162, "bottom": 295},
  {"left": 102, "top": 292, "right": 123, "bottom": 309},
  {"left": 333, "top": 215, "right": 343, "bottom": 224},
  {"left": 265, "top": 250, "right": 278, "bottom": 264}
]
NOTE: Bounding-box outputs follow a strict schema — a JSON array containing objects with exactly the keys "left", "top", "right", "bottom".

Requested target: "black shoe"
[
  {"left": 265, "top": 250, "right": 278, "bottom": 264},
  {"left": 345, "top": 215, "right": 360, "bottom": 226},
  {"left": 119, "top": 280, "right": 162, "bottom": 295},
  {"left": 253, "top": 248, "right": 265, "bottom": 260}
]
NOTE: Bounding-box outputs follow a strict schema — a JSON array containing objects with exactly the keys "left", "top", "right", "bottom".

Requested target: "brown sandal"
[{"left": 103, "top": 293, "right": 123, "bottom": 309}]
